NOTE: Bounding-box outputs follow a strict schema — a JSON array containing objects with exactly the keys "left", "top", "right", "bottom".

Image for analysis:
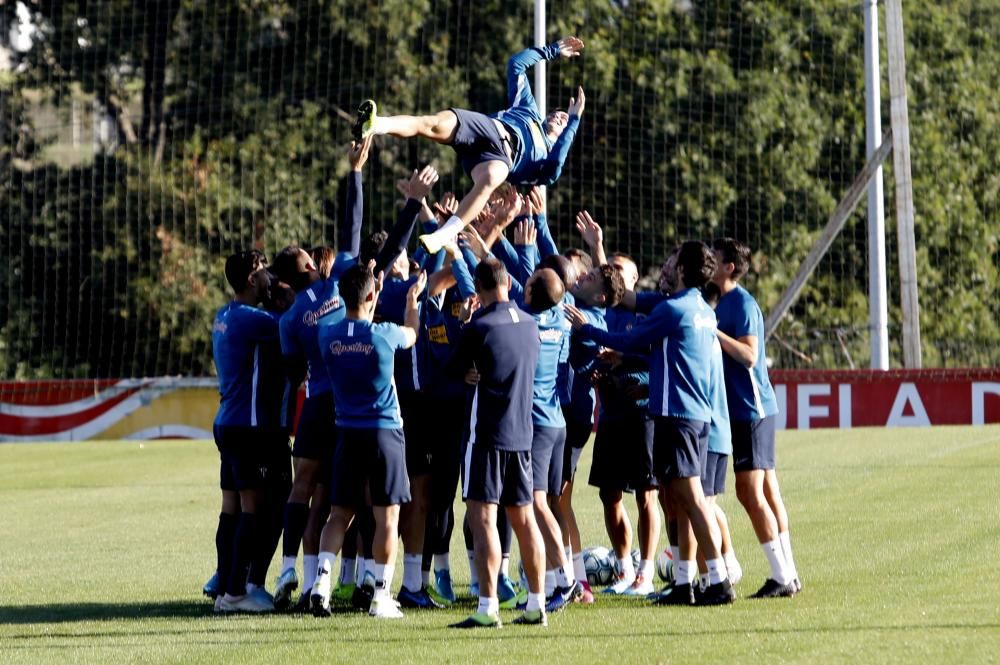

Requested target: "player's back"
[
  {"left": 466, "top": 301, "right": 540, "bottom": 451},
  {"left": 279, "top": 277, "right": 344, "bottom": 398},
  {"left": 212, "top": 301, "right": 280, "bottom": 427},
  {"left": 319, "top": 318, "right": 407, "bottom": 430},
  {"left": 530, "top": 304, "right": 570, "bottom": 428}
]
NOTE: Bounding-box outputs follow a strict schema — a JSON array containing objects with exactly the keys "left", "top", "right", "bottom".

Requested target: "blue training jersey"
[
  {"left": 527, "top": 304, "right": 571, "bottom": 429},
  {"left": 708, "top": 337, "right": 733, "bottom": 455},
  {"left": 714, "top": 285, "right": 779, "bottom": 420},
  {"left": 581, "top": 288, "right": 717, "bottom": 422},
  {"left": 375, "top": 274, "right": 421, "bottom": 393},
  {"left": 319, "top": 318, "right": 410, "bottom": 430},
  {"left": 566, "top": 303, "right": 606, "bottom": 425},
  {"left": 212, "top": 301, "right": 285, "bottom": 428},
  {"left": 491, "top": 43, "right": 580, "bottom": 186},
  {"left": 596, "top": 306, "right": 651, "bottom": 422}
]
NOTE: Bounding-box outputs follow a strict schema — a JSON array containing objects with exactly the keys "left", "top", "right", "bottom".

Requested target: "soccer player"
[
  {"left": 210, "top": 249, "right": 283, "bottom": 613},
  {"left": 447, "top": 258, "right": 548, "bottom": 628},
  {"left": 353, "top": 37, "right": 586, "bottom": 254},
  {"left": 711, "top": 237, "right": 799, "bottom": 598},
  {"left": 309, "top": 265, "right": 427, "bottom": 619},
  {"left": 566, "top": 241, "right": 735, "bottom": 606}
]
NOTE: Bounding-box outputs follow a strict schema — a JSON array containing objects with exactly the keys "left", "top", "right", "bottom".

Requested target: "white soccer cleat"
[
  {"left": 726, "top": 557, "right": 744, "bottom": 586},
  {"left": 273, "top": 567, "right": 299, "bottom": 610},
  {"left": 216, "top": 591, "right": 274, "bottom": 613},
  {"left": 604, "top": 572, "right": 637, "bottom": 595},
  {"left": 622, "top": 575, "right": 655, "bottom": 597},
  {"left": 369, "top": 597, "right": 405, "bottom": 619}
]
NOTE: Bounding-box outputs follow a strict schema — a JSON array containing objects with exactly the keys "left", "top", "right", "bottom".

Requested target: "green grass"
[{"left": 2, "top": 426, "right": 999, "bottom": 664}]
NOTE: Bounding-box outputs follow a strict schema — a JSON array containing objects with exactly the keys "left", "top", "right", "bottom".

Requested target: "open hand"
[
  {"left": 406, "top": 270, "right": 427, "bottom": 304},
  {"left": 574, "top": 210, "right": 603, "bottom": 248},
  {"left": 405, "top": 165, "right": 440, "bottom": 200},
  {"left": 563, "top": 303, "right": 588, "bottom": 330},
  {"left": 557, "top": 36, "right": 584, "bottom": 58},
  {"left": 513, "top": 219, "right": 537, "bottom": 247},
  {"left": 568, "top": 86, "right": 586, "bottom": 118},
  {"left": 349, "top": 135, "right": 373, "bottom": 171}
]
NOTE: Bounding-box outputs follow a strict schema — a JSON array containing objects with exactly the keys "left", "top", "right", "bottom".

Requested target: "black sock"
[
  {"left": 463, "top": 513, "right": 474, "bottom": 552},
  {"left": 342, "top": 521, "right": 359, "bottom": 559},
  {"left": 216, "top": 512, "right": 238, "bottom": 595},
  {"left": 498, "top": 509, "right": 513, "bottom": 556},
  {"left": 282, "top": 502, "right": 310, "bottom": 558},
  {"left": 227, "top": 512, "right": 259, "bottom": 596},
  {"left": 357, "top": 506, "right": 375, "bottom": 560}
]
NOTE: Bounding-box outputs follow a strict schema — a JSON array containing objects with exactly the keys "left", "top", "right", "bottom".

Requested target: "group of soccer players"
[{"left": 205, "top": 35, "right": 800, "bottom": 627}]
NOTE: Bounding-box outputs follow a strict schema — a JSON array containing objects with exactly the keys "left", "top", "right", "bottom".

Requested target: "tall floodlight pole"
[
  {"left": 864, "top": 0, "right": 889, "bottom": 370},
  {"left": 534, "top": 0, "right": 547, "bottom": 207}
]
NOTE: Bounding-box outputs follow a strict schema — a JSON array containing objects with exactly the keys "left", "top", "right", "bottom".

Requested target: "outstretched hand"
[
  {"left": 406, "top": 270, "right": 427, "bottom": 304},
  {"left": 574, "top": 210, "right": 603, "bottom": 248},
  {"left": 349, "top": 136, "right": 373, "bottom": 171},
  {"left": 405, "top": 165, "right": 440, "bottom": 200},
  {"left": 513, "top": 219, "right": 537, "bottom": 247},
  {"left": 527, "top": 186, "right": 545, "bottom": 217},
  {"left": 557, "top": 36, "right": 585, "bottom": 58},
  {"left": 563, "top": 303, "right": 588, "bottom": 330},
  {"left": 567, "top": 86, "right": 586, "bottom": 118}
]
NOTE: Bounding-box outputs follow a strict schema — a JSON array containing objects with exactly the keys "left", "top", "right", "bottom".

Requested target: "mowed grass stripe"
[{"left": 1, "top": 426, "right": 998, "bottom": 665}]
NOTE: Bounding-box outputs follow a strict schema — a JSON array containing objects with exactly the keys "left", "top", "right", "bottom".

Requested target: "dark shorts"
[
  {"left": 531, "top": 425, "right": 566, "bottom": 496},
  {"left": 329, "top": 427, "right": 411, "bottom": 507},
  {"left": 462, "top": 443, "right": 533, "bottom": 507},
  {"left": 449, "top": 108, "right": 513, "bottom": 176},
  {"left": 292, "top": 391, "right": 336, "bottom": 462},
  {"left": 216, "top": 425, "right": 289, "bottom": 491},
  {"left": 590, "top": 415, "right": 658, "bottom": 491},
  {"left": 701, "top": 452, "right": 729, "bottom": 497},
  {"left": 400, "top": 390, "right": 433, "bottom": 477},
  {"left": 731, "top": 416, "right": 777, "bottom": 472},
  {"left": 562, "top": 416, "right": 593, "bottom": 483},
  {"left": 652, "top": 417, "right": 709, "bottom": 482}
]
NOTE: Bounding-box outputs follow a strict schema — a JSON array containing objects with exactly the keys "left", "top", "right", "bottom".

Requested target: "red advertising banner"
[
  {"left": 0, "top": 370, "right": 998, "bottom": 440},
  {"left": 770, "top": 369, "right": 1000, "bottom": 429}
]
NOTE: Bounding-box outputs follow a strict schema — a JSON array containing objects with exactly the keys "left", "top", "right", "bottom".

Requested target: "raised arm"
[
  {"left": 506, "top": 37, "right": 583, "bottom": 110},
  {"left": 538, "top": 87, "right": 584, "bottom": 186},
  {"left": 575, "top": 209, "right": 608, "bottom": 267},
  {"left": 511, "top": 218, "right": 539, "bottom": 285},
  {"left": 525, "top": 186, "right": 559, "bottom": 259},
  {"left": 399, "top": 271, "right": 428, "bottom": 348},
  {"left": 565, "top": 302, "right": 676, "bottom": 353},
  {"left": 338, "top": 137, "right": 372, "bottom": 259}
]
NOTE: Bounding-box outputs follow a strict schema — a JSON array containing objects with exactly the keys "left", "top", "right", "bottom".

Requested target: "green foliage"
[{"left": 0, "top": 0, "right": 997, "bottom": 377}]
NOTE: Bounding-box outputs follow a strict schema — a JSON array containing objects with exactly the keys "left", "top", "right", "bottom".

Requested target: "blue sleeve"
[
  {"left": 247, "top": 309, "right": 280, "bottom": 341},
  {"left": 450, "top": 254, "right": 477, "bottom": 300},
  {"left": 635, "top": 291, "right": 669, "bottom": 315},
  {"left": 512, "top": 232, "right": 538, "bottom": 285},
  {"left": 376, "top": 322, "right": 410, "bottom": 351},
  {"left": 374, "top": 198, "right": 422, "bottom": 275},
  {"left": 491, "top": 236, "right": 521, "bottom": 277},
  {"left": 580, "top": 303, "right": 678, "bottom": 352},
  {"left": 506, "top": 42, "right": 562, "bottom": 111},
  {"left": 533, "top": 212, "right": 558, "bottom": 260},
  {"left": 538, "top": 114, "right": 580, "bottom": 186},
  {"left": 730, "top": 295, "right": 757, "bottom": 339},
  {"left": 339, "top": 171, "right": 363, "bottom": 258},
  {"left": 278, "top": 313, "right": 300, "bottom": 357},
  {"left": 460, "top": 243, "right": 480, "bottom": 271},
  {"left": 509, "top": 275, "right": 525, "bottom": 305},
  {"left": 425, "top": 245, "right": 447, "bottom": 274}
]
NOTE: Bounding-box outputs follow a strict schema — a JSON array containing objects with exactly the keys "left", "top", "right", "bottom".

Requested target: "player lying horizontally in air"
[{"left": 352, "top": 36, "right": 586, "bottom": 254}]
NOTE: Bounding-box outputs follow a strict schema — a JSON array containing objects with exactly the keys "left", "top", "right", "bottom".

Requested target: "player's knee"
[{"left": 599, "top": 487, "right": 623, "bottom": 505}]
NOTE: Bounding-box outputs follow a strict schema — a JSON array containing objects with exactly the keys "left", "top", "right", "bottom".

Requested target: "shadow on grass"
[{"left": 0, "top": 600, "right": 214, "bottom": 625}]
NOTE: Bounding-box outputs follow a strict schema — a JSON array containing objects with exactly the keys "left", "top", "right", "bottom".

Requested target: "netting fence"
[{"left": 1, "top": 0, "right": 997, "bottom": 381}]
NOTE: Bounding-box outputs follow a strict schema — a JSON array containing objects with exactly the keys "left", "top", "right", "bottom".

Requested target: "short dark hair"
[
  {"left": 540, "top": 254, "right": 576, "bottom": 290},
  {"left": 528, "top": 268, "right": 565, "bottom": 311},
  {"left": 475, "top": 257, "right": 508, "bottom": 293},
  {"left": 596, "top": 264, "right": 626, "bottom": 308},
  {"left": 224, "top": 249, "right": 267, "bottom": 293},
  {"left": 677, "top": 241, "right": 716, "bottom": 289},
  {"left": 712, "top": 237, "right": 751, "bottom": 280},
  {"left": 338, "top": 264, "right": 376, "bottom": 310},
  {"left": 360, "top": 230, "right": 388, "bottom": 266},
  {"left": 271, "top": 246, "right": 312, "bottom": 292},
  {"left": 564, "top": 248, "right": 593, "bottom": 272}
]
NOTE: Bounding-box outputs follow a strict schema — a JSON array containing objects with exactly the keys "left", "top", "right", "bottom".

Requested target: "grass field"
[{"left": 2, "top": 426, "right": 999, "bottom": 664}]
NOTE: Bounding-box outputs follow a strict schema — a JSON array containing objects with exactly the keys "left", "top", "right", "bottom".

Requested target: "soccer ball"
[
  {"left": 583, "top": 546, "right": 614, "bottom": 586},
  {"left": 656, "top": 547, "right": 674, "bottom": 583}
]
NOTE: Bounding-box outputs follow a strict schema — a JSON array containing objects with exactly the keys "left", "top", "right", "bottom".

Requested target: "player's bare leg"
[
  {"left": 764, "top": 469, "right": 799, "bottom": 589},
  {"left": 736, "top": 469, "right": 796, "bottom": 597},
  {"left": 420, "top": 159, "right": 510, "bottom": 253},
  {"left": 506, "top": 503, "right": 549, "bottom": 624}
]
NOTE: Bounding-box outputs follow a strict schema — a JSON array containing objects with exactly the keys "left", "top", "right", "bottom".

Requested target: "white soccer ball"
[
  {"left": 656, "top": 547, "right": 674, "bottom": 583},
  {"left": 583, "top": 546, "right": 614, "bottom": 586}
]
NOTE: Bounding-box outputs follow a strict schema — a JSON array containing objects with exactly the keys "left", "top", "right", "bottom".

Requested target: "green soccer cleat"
[
  {"left": 511, "top": 608, "right": 547, "bottom": 626},
  {"left": 332, "top": 582, "right": 356, "bottom": 602},
  {"left": 273, "top": 567, "right": 298, "bottom": 611},
  {"left": 449, "top": 611, "right": 502, "bottom": 629},
  {"left": 353, "top": 100, "right": 377, "bottom": 142}
]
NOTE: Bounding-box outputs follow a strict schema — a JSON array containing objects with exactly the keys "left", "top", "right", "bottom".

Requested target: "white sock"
[
  {"left": 706, "top": 557, "right": 728, "bottom": 585},
  {"left": 477, "top": 596, "right": 499, "bottom": 616},
  {"left": 402, "top": 553, "right": 422, "bottom": 591},
  {"left": 618, "top": 555, "right": 636, "bottom": 582},
  {"left": 564, "top": 545, "right": 573, "bottom": 563},
  {"left": 467, "top": 550, "right": 479, "bottom": 585},
  {"left": 670, "top": 546, "right": 680, "bottom": 565},
  {"left": 434, "top": 553, "right": 451, "bottom": 572},
  {"left": 556, "top": 564, "right": 574, "bottom": 587},
  {"left": 339, "top": 557, "right": 356, "bottom": 585},
  {"left": 779, "top": 531, "right": 799, "bottom": 579},
  {"left": 315, "top": 551, "right": 336, "bottom": 595},
  {"left": 526, "top": 592, "right": 545, "bottom": 612},
  {"left": 500, "top": 555, "right": 511, "bottom": 578},
  {"left": 762, "top": 540, "right": 793, "bottom": 585},
  {"left": 303, "top": 554, "right": 319, "bottom": 591},
  {"left": 362, "top": 558, "right": 374, "bottom": 583},
  {"left": 724, "top": 552, "right": 742, "bottom": 583},
  {"left": 544, "top": 570, "right": 557, "bottom": 596},
  {"left": 372, "top": 562, "right": 394, "bottom": 601},
  {"left": 639, "top": 559, "right": 654, "bottom": 581},
  {"left": 424, "top": 215, "right": 466, "bottom": 246},
  {"left": 372, "top": 117, "right": 388, "bottom": 136},
  {"left": 573, "top": 552, "right": 587, "bottom": 583},
  {"left": 282, "top": 555, "right": 297, "bottom": 574},
  {"left": 676, "top": 559, "right": 696, "bottom": 586}
]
